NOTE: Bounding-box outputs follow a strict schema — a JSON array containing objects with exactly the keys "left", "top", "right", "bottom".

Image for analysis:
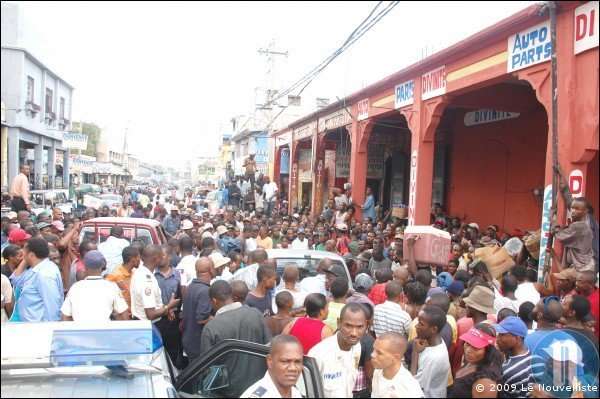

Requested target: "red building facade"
[{"left": 271, "top": 2, "right": 598, "bottom": 238}]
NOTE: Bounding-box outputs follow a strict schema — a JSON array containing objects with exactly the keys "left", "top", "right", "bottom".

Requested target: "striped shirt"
[
  {"left": 373, "top": 300, "right": 412, "bottom": 338},
  {"left": 499, "top": 350, "right": 539, "bottom": 399}
]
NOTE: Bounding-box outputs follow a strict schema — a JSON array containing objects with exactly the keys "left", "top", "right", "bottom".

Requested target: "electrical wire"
[{"left": 261, "top": 1, "right": 400, "bottom": 133}]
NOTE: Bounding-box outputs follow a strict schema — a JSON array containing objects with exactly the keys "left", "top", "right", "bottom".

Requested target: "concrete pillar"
[
  {"left": 63, "top": 149, "right": 70, "bottom": 189},
  {"left": 1, "top": 126, "right": 7, "bottom": 187},
  {"left": 48, "top": 145, "right": 56, "bottom": 189},
  {"left": 349, "top": 121, "right": 373, "bottom": 221},
  {"left": 7, "top": 128, "right": 20, "bottom": 185},
  {"left": 311, "top": 135, "right": 326, "bottom": 217},
  {"left": 289, "top": 142, "right": 299, "bottom": 213},
  {"left": 34, "top": 142, "right": 43, "bottom": 189}
]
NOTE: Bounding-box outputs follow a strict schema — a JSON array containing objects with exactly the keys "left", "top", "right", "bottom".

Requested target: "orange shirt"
[{"left": 106, "top": 265, "right": 134, "bottom": 308}]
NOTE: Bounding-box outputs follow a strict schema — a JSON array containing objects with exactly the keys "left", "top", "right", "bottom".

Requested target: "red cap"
[
  {"left": 460, "top": 327, "right": 496, "bottom": 349},
  {"left": 8, "top": 228, "right": 32, "bottom": 242}
]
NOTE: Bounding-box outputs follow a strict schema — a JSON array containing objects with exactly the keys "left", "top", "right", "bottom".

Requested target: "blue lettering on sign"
[
  {"left": 511, "top": 26, "right": 551, "bottom": 70},
  {"left": 395, "top": 81, "right": 414, "bottom": 108},
  {"left": 324, "top": 371, "right": 342, "bottom": 380}
]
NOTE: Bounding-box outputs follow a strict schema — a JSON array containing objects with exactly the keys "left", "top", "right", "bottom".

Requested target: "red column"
[
  {"left": 401, "top": 75, "right": 447, "bottom": 226},
  {"left": 349, "top": 121, "right": 373, "bottom": 221},
  {"left": 312, "top": 135, "right": 326, "bottom": 218},
  {"left": 289, "top": 141, "right": 299, "bottom": 213}
]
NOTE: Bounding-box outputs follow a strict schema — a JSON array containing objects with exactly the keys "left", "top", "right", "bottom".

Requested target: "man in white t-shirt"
[
  {"left": 371, "top": 331, "right": 424, "bottom": 398},
  {"left": 130, "top": 245, "right": 180, "bottom": 322},
  {"left": 175, "top": 236, "right": 198, "bottom": 292},
  {"left": 230, "top": 248, "right": 268, "bottom": 291},
  {"left": 98, "top": 226, "right": 131, "bottom": 276},
  {"left": 307, "top": 303, "right": 367, "bottom": 398},
  {"left": 61, "top": 250, "right": 129, "bottom": 321},
  {"left": 262, "top": 176, "right": 278, "bottom": 218},
  {"left": 410, "top": 306, "right": 451, "bottom": 398},
  {"left": 291, "top": 229, "right": 309, "bottom": 250}
]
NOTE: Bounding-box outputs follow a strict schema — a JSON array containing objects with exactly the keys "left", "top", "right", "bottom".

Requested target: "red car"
[{"left": 79, "top": 217, "right": 169, "bottom": 246}]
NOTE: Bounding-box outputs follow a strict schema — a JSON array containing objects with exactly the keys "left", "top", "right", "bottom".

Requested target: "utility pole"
[{"left": 258, "top": 39, "right": 288, "bottom": 129}]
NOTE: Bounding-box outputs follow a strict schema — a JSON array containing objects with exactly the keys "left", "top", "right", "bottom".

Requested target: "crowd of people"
[{"left": 1, "top": 165, "right": 599, "bottom": 398}]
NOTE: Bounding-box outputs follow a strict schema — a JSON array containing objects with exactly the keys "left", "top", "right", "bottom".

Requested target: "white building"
[{"left": 1, "top": 3, "right": 74, "bottom": 189}]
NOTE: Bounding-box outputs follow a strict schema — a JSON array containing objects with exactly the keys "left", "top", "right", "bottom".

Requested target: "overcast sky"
[{"left": 12, "top": 1, "right": 536, "bottom": 169}]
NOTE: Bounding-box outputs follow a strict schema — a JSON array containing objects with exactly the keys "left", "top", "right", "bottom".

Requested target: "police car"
[{"left": 1, "top": 321, "right": 324, "bottom": 398}]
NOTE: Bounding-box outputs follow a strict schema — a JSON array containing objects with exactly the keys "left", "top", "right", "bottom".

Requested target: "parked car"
[
  {"left": 79, "top": 217, "right": 168, "bottom": 246},
  {"left": 0, "top": 321, "right": 324, "bottom": 398},
  {"left": 29, "top": 189, "right": 74, "bottom": 216},
  {"left": 265, "top": 249, "right": 352, "bottom": 285},
  {"left": 99, "top": 194, "right": 124, "bottom": 210}
]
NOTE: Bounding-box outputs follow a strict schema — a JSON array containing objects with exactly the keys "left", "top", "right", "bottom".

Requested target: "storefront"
[{"left": 271, "top": 1, "right": 599, "bottom": 240}]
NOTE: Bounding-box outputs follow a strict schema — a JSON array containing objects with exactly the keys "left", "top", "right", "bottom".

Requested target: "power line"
[{"left": 261, "top": 1, "right": 399, "bottom": 132}]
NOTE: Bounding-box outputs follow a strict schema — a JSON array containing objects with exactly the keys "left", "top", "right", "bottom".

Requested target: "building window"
[
  {"left": 27, "top": 76, "right": 35, "bottom": 102},
  {"left": 288, "top": 95, "right": 301, "bottom": 106},
  {"left": 45, "top": 88, "right": 53, "bottom": 112},
  {"left": 59, "top": 97, "right": 65, "bottom": 119}
]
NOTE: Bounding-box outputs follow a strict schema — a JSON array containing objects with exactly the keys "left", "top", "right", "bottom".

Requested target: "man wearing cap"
[
  {"left": 175, "top": 219, "right": 194, "bottom": 239},
  {"left": 8, "top": 228, "right": 32, "bottom": 248},
  {"left": 494, "top": 316, "right": 540, "bottom": 399},
  {"left": 60, "top": 250, "right": 129, "bottom": 321},
  {"left": 163, "top": 207, "right": 181, "bottom": 238},
  {"left": 35, "top": 221, "right": 53, "bottom": 235},
  {"left": 10, "top": 238, "right": 64, "bottom": 322},
  {"left": 10, "top": 165, "right": 31, "bottom": 212},
  {"left": 51, "top": 220, "right": 65, "bottom": 235},
  {"left": 243, "top": 153, "right": 258, "bottom": 192},
  {"left": 552, "top": 268, "right": 578, "bottom": 301},
  {"left": 334, "top": 223, "right": 350, "bottom": 256},
  {"left": 291, "top": 228, "right": 309, "bottom": 250}
]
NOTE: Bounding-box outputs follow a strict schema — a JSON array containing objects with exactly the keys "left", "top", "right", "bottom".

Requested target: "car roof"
[
  {"left": 265, "top": 249, "right": 345, "bottom": 262},
  {"left": 83, "top": 217, "right": 161, "bottom": 227}
]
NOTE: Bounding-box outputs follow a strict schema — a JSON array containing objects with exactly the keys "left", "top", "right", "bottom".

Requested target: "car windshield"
[{"left": 272, "top": 257, "right": 345, "bottom": 281}]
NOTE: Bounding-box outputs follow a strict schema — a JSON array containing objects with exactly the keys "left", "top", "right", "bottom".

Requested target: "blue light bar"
[{"left": 49, "top": 324, "right": 163, "bottom": 367}]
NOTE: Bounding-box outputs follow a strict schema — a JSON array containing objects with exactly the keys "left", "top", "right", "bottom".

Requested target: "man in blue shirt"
[
  {"left": 360, "top": 187, "right": 375, "bottom": 221},
  {"left": 10, "top": 237, "right": 63, "bottom": 322},
  {"left": 163, "top": 207, "right": 181, "bottom": 238},
  {"left": 155, "top": 245, "right": 182, "bottom": 365},
  {"left": 221, "top": 183, "right": 229, "bottom": 209}
]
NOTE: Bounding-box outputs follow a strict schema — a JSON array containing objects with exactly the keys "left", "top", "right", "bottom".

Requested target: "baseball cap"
[
  {"left": 394, "top": 234, "right": 404, "bottom": 239},
  {"left": 446, "top": 281, "right": 465, "bottom": 297},
  {"left": 209, "top": 251, "right": 231, "bottom": 268},
  {"left": 181, "top": 219, "right": 194, "bottom": 230},
  {"left": 201, "top": 231, "right": 213, "bottom": 238},
  {"left": 355, "top": 273, "right": 374, "bottom": 291},
  {"left": 170, "top": 207, "right": 179, "bottom": 212},
  {"left": 493, "top": 316, "right": 528, "bottom": 338},
  {"left": 487, "top": 225, "right": 498, "bottom": 232},
  {"left": 427, "top": 287, "right": 445, "bottom": 297},
  {"left": 433, "top": 218, "right": 445, "bottom": 226},
  {"left": 35, "top": 221, "right": 53, "bottom": 230},
  {"left": 552, "top": 268, "right": 578, "bottom": 282},
  {"left": 293, "top": 213, "right": 300, "bottom": 219},
  {"left": 336, "top": 223, "right": 348, "bottom": 231},
  {"left": 463, "top": 285, "right": 495, "bottom": 314},
  {"left": 297, "top": 228, "right": 306, "bottom": 234},
  {"left": 83, "top": 250, "right": 106, "bottom": 270},
  {"left": 203, "top": 223, "right": 214, "bottom": 230},
  {"left": 8, "top": 228, "right": 32, "bottom": 242},
  {"left": 460, "top": 327, "right": 497, "bottom": 349},
  {"left": 52, "top": 220, "right": 65, "bottom": 232},
  {"left": 6, "top": 211, "right": 18, "bottom": 220},
  {"left": 468, "top": 222, "right": 479, "bottom": 230},
  {"left": 216, "top": 225, "right": 228, "bottom": 236},
  {"left": 324, "top": 264, "right": 346, "bottom": 279}
]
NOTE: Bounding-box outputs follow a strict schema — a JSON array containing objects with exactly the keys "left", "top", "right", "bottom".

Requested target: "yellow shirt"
[{"left": 255, "top": 236, "right": 273, "bottom": 249}]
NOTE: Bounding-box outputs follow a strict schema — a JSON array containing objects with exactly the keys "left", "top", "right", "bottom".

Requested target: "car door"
[{"left": 174, "top": 339, "right": 323, "bottom": 398}]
